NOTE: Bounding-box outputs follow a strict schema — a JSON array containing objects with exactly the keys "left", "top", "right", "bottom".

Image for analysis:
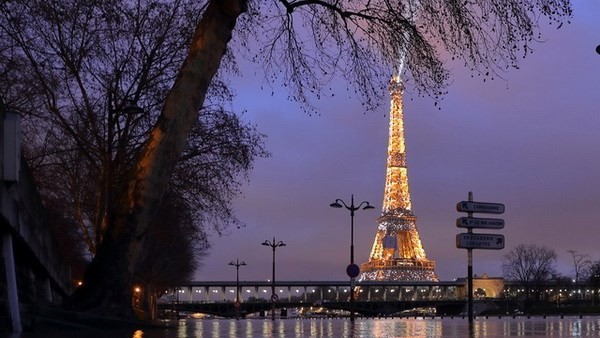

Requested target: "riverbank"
[{"left": 17, "top": 305, "right": 176, "bottom": 333}]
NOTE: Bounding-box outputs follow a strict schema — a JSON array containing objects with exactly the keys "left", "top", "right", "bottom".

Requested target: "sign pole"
[
  {"left": 456, "top": 192, "right": 505, "bottom": 330},
  {"left": 467, "top": 191, "right": 474, "bottom": 325}
]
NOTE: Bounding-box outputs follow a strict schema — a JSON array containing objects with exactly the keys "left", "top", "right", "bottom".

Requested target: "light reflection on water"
[
  {"left": 15, "top": 316, "right": 600, "bottom": 337},
  {"left": 174, "top": 317, "right": 600, "bottom": 337}
]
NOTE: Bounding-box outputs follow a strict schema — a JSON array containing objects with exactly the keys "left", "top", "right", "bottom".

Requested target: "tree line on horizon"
[{"left": 502, "top": 244, "right": 600, "bottom": 303}]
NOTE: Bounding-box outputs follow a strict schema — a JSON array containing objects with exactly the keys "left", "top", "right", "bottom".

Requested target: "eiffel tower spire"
[{"left": 359, "top": 74, "right": 437, "bottom": 282}]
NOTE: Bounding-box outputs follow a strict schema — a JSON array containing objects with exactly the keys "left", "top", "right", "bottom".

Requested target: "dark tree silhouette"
[
  {"left": 567, "top": 249, "right": 591, "bottom": 284},
  {"left": 502, "top": 244, "right": 557, "bottom": 302}
]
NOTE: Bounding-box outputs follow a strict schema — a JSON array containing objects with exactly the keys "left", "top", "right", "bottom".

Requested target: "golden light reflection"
[
  {"left": 167, "top": 318, "right": 600, "bottom": 336},
  {"left": 211, "top": 320, "right": 220, "bottom": 338},
  {"left": 245, "top": 320, "right": 253, "bottom": 337}
]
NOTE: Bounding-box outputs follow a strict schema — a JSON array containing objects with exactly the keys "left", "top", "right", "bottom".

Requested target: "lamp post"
[
  {"left": 262, "top": 237, "right": 286, "bottom": 320},
  {"left": 228, "top": 259, "right": 246, "bottom": 319},
  {"left": 330, "top": 194, "right": 374, "bottom": 322}
]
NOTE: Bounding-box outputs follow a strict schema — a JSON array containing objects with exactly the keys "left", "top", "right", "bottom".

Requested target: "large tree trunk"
[{"left": 66, "top": 0, "right": 248, "bottom": 318}]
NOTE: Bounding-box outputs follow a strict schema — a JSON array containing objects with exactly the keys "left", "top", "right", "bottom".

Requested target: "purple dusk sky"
[{"left": 198, "top": 2, "right": 600, "bottom": 282}]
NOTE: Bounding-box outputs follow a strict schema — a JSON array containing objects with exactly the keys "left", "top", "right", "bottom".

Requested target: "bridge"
[
  {"left": 158, "top": 280, "right": 467, "bottom": 318},
  {"left": 0, "top": 110, "right": 72, "bottom": 332}
]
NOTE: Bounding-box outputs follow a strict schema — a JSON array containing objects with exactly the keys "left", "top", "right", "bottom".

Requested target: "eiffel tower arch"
[{"left": 359, "top": 75, "right": 438, "bottom": 282}]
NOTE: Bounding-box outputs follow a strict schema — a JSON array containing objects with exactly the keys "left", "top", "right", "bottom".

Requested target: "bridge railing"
[{"left": 158, "top": 281, "right": 463, "bottom": 305}]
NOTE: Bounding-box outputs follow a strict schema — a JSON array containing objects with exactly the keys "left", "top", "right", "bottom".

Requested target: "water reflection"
[
  {"left": 365, "top": 317, "right": 441, "bottom": 337},
  {"left": 14, "top": 316, "right": 600, "bottom": 337},
  {"left": 570, "top": 320, "right": 582, "bottom": 336}
]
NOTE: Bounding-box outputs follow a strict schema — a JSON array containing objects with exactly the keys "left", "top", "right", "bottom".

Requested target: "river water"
[{"left": 13, "top": 316, "right": 600, "bottom": 337}]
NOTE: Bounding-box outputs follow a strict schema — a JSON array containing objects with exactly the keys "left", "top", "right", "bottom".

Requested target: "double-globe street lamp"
[
  {"left": 262, "top": 237, "right": 286, "bottom": 320},
  {"left": 228, "top": 259, "right": 246, "bottom": 319},
  {"left": 330, "top": 194, "right": 375, "bottom": 322}
]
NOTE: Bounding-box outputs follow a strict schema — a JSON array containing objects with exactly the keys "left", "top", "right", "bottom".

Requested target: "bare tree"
[
  {"left": 133, "top": 189, "right": 205, "bottom": 321},
  {"left": 502, "top": 244, "right": 558, "bottom": 301},
  {"left": 567, "top": 249, "right": 591, "bottom": 284},
  {"left": 0, "top": 0, "right": 572, "bottom": 318},
  {"left": 0, "top": 0, "right": 266, "bottom": 317},
  {"left": 588, "top": 260, "right": 600, "bottom": 304}
]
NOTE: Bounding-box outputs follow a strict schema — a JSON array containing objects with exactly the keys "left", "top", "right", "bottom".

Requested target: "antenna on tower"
[{"left": 395, "top": 1, "right": 420, "bottom": 80}]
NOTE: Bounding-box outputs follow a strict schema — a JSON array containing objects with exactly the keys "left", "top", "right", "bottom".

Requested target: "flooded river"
[{"left": 12, "top": 315, "right": 600, "bottom": 337}]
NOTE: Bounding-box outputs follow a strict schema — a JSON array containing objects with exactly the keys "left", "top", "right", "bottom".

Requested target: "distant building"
[{"left": 456, "top": 273, "right": 505, "bottom": 298}]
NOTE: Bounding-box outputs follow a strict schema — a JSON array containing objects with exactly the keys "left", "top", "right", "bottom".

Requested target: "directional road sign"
[
  {"left": 456, "top": 233, "right": 505, "bottom": 250},
  {"left": 456, "top": 217, "right": 505, "bottom": 229},
  {"left": 457, "top": 201, "right": 505, "bottom": 214}
]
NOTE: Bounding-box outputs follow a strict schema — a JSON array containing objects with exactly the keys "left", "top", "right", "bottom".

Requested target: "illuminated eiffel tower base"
[{"left": 359, "top": 75, "right": 438, "bottom": 282}]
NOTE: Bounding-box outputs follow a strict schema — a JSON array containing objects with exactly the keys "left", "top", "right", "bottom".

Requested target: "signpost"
[
  {"left": 457, "top": 201, "right": 505, "bottom": 214},
  {"left": 456, "top": 192, "right": 505, "bottom": 327},
  {"left": 346, "top": 263, "right": 360, "bottom": 278},
  {"left": 456, "top": 217, "right": 504, "bottom": 229},
  {"left": 456, "top": 233, "right": 505, "bottom": 249}
]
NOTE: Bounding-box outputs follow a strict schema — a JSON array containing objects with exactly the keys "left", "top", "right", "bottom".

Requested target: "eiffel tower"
[{"left": 359, "top": 74, "right": 438, "bottom": 282}]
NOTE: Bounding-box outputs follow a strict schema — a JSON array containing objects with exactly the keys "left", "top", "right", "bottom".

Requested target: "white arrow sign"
[
  {"left": 456, "top": 233, "right": 505, "bottom": 250},
  {"left": 456, "top": 217, "right": 505, "bottom": 229},
  {"left": 456, "top": 201, "right": 505, "bottom": 214}
]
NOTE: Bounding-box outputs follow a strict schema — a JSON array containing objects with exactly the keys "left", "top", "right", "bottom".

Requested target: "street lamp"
[
  {"left": 228, "top": 259, "right": 246, "bottom": 319},
  {"left": 330, "top": 194, "right": 375, "bottom": 322},
  {"left": 262, "top": 237, "right": 286, "bottom": 320}
]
